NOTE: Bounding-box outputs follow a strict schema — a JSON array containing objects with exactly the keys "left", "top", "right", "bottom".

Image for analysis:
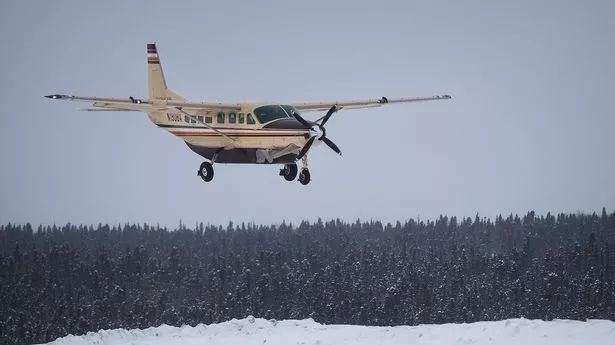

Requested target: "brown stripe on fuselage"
[{"left": 171, "top": 131, "right": 306, "bottom": 137}]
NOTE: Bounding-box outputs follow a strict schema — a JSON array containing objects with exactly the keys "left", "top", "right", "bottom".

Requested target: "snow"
[{"left": 41, "top": 317, "right": 615, "bottom": 345}]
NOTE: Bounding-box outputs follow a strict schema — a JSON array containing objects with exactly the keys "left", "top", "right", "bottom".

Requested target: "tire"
[
  {"left": 298, "top": 169, "right": 311, "bottom": 185},
  {"left": 198, "top": 161, "right": 214, "bottom": 182},
  {"left": 281, "top": 164, "right": 298, "bottom": 181}
]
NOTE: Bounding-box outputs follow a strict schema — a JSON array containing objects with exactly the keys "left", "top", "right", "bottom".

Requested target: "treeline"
[{"left": 1, "top": 210, "right": 614, "bottom": 344}]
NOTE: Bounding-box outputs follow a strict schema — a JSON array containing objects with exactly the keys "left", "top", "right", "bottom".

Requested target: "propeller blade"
[
  {"left": 320, "top": 137, "right": 342, "bottom": 156},
  {"left": 296, "top": 136, "right": 316, "bottom": 160},
  {"left": 292, "top": 111, "right": 313, "bottom": 129},
  {"left": 320, "top": 105, "right": 338, "bottom": 127}
]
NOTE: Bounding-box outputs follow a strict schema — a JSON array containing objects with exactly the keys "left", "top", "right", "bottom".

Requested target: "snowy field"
[{"left": 43, "top": 317, "right": 615, "bottom": 345}]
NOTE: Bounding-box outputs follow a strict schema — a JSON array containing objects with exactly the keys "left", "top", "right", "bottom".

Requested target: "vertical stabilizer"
[{"left": 147, "top": 43, "right": 185, "bottom": 101}]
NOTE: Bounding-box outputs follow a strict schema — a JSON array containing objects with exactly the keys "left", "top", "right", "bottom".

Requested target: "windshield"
[
  {"left": 254, "top": 105, "right": 299, "bottom": 124},
  {"left": 280, "top": 105, "right": 300, "bottom": 117}
]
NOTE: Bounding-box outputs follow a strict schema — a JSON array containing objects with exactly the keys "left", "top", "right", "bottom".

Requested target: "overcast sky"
[{"left": 1, "top": 0, "right": 613, "bottom": 227}]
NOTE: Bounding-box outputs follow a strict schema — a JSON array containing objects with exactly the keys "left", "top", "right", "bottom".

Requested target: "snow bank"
[{"left": 42, "top": 317, "right": 615, "bottom": 345}]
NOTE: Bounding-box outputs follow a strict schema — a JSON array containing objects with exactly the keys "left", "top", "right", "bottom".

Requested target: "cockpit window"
[
  {"left": 280, "top": 105, "right": 300, "bottom": 118},
  {"left": 254, "top": 105, "right": 292, "bottom": 124}
]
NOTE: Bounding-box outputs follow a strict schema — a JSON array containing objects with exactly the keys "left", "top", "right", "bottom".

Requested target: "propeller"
[
  {"left": 320, "top": 136, "right": 341, "bottom": 155},
  {"left": 293, "top": 112, "right": 314, "bottom": 129},
  {"left": 293, "top": 105, "right": 341, "bottom": 159},
  {"left": 320, "top": 105, "right": 337, "bottom": 126},
  {"left": 296, "top": 136, "right": 315, "bottom": 161}
]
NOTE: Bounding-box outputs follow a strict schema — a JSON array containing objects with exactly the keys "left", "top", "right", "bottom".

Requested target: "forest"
[{"left": 1, "top": 210, "right": 614, "bottom": 344}]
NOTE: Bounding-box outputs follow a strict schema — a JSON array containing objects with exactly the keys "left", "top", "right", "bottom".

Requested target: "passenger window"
[
  {"left": 247, "top": 113, "right": 256, "bottom": 124},
  {"left": 229, "top": 112, "right": 236, "bottom": 124},
  {"left": 184, "top": 115, "right": 190, "bottom": 123},
  {"left": 197, "top": 116, "right": 203, "bottom": 123},
  {"left": 191, "top": 117, "right": 196, "bottom": 124},
  {"left": 217, "top": 112, "right": 225, "bottom": 123},
  {"left": 205, "top": 116, "right": 212, "bottom": 124},
  {"left": 238, "top": 113, "right": 245, "bottom": 124}
]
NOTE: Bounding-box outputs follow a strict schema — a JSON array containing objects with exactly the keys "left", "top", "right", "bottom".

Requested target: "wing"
[
  {"left": 292, "top": 95, "right": 451, "bottom": 112},
  {"left": 44, "top": 94, "right": 242, "bottom": 112}
]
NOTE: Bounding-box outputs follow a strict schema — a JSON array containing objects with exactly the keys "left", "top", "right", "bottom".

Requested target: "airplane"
[{"left": 46, "top": 43, "right": 451, "bottom": 185}]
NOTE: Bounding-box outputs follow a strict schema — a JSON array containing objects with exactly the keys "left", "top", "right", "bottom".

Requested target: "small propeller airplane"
[{"left": 46, "top": 43, "right": 451, "bottom": 185}]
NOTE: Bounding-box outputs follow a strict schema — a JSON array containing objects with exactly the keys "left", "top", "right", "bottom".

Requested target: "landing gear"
[
  {"left": 197, "top": 148, "right": 222, "bottom": 183},
  {"left": 279, "top": 163, "right": 298, "bottom": 181},
  {"left": 279, "top": 153, "right": 311, "bottom": 185},
  {"left": 298, "top": 169, "right": 311, "bottom": 185},
  {"left": 298, "top": 155, "right": 311, "bottom": 185},
  {"left": 197, "top": 161, "right": 214, "bottom": 182}
]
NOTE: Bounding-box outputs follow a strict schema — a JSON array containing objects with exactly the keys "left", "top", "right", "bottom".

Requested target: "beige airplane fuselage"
[
  {"left": 150, "top": 107, "right": 310, "bottom": 147},
  {"left": 145, "top": 105, "right": 314, "bottom": 164}
]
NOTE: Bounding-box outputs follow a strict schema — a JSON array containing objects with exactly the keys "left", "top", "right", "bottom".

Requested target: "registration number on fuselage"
[{"left": 167, "top": 112, "right": 182, "bottom": 122}]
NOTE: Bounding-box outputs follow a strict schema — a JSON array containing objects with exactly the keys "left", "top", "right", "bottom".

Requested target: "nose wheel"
[
  {"left": 298, "top": 169, "right": 311, "bottom": 185},
  {"left": 197, "top": 161, "right": 214, "bottom": 182},
  {"left": 297, "top": 155, "right": 311, "bottom": 185},
  {"left": 280, "top": 163, "right": 298, "bottom": 181}
]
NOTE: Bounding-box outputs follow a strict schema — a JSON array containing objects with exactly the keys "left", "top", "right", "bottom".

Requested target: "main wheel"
[
  {"left": 298, "top": 169, "right": 311, "bottom": 185},
  {"left": 198, "top": 161, "right": 214, "bottom": 182},
  {"left": 279, "top": 163, "right": 298, "bottom": 181}
]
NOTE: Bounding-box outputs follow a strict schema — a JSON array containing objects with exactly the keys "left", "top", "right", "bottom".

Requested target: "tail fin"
[{"left": 147, "top": 43, "right": 185, "bottom": 101}]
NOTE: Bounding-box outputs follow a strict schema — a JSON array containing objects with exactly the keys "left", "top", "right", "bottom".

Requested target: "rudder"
[{"left": 147, "top": 43, "right": 185, "bottom": 101}]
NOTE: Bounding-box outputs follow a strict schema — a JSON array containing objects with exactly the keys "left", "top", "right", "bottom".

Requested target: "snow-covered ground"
[{"left": 42, "top": 317, "right": 615, "bottom": 345}]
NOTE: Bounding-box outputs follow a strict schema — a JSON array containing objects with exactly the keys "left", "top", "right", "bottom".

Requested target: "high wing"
[
  {"left": 291, "top": 95, "right": 451, "bottom": 112},
  {"left": 44, "top": 94, "right": 242, "bottom": 112}
]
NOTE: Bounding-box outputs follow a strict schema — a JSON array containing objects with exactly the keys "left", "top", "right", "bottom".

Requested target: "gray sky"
[{"left": 1, "top": 0, "right": 614, "bottom": 227}]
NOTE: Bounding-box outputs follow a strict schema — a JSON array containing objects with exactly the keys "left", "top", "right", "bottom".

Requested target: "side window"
[
  {"left": 238, "top": 113, "right": 245, "bottom": 124},
  {"left": 197, "top": 116, "right": 203, "bottom": 123},
  {"left": 217, "top": 112, "right": 225, "bottom": 124},
  {"left": 229, "top": 112, "right": 236, "bottom": 124},
  {"left": 205, "top": 116, "right": 212, "bottom": 124},
  {"left": 247, "top": 113, "right": 256, "bottom": 125},
  {"left": 184, "top": 115, "right": 190, "bottom": 123}
]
